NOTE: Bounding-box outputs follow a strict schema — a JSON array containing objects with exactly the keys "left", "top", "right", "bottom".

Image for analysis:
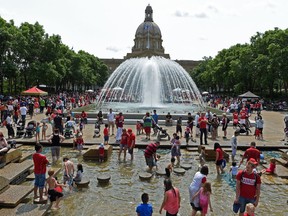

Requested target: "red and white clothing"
[
  {"left": 127, "top": 133, "right": 136, "bottom": 148},
  {"left": 265, "top": 163, "right": 276, "bottom": 173},
  {"left": 236, "top": 170, "right": 261, "bottom": 199}
]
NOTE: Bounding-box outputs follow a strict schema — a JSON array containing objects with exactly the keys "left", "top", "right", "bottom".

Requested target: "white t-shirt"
[
  {"left": 19, "top": 106, "right": 27, "bottom": 115},
  {"left": 107, "top": 112, "right": 115, "bottom": 122},
  {"left": 231, "top": 166, "right": 239, "bottom": 176}
]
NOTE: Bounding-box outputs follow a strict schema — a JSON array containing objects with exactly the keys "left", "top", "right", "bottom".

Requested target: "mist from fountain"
[{"left": 96, "top": 56, "right": 205, "bottom": 113}]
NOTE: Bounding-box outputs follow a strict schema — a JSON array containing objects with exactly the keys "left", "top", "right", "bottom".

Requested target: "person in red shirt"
[
  {"left": 198, "top": 112, "right": 208, "bottom": 145},
  {"left": 98, "top": 143, "right": 105, "bottom": 162},
  {"left": 214, "top": 142, "right": 224, "bottom": 175},
  {"left": 239, "top": 142, "right": 260, "bottom": 167},
  {"left": 33, "top": 144, "right": 49, "bottom": 201},
  {"left": 119, "top": 128, "right": 128, "bottom": 160},
  {"left": 127, "top": 128, "right": 136, "bottom": 161},
  {"left": 233, "top": 111, "right": 239, "bottom": 128},
  {"left": 103, "top": 124, "right": 109, "bottom": 145},
  {"left": 81, "top": 111, "right": 87, "bottom": 124},
  {"left": 235, "top": 158, "right": 261, "bottom": 216}
]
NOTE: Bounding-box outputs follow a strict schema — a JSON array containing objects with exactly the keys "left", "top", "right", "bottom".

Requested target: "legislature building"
[{"left": 100, "top": 4, "right": 200, "bottom": 74}]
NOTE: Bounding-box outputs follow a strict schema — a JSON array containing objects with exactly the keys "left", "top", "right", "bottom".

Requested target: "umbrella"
[
  {"left": 172, "top": 88, "right": 182, "bottom": 92},
  {"left": 22, "top": 86, "right": 48, "bottom": 96},
  {"left": 39, "top": 84, "right": 47, "bottom": 88},
  {"left": 113, "top": 86, "right": 123, "bottom": 91},
  {"left": 86, "top": 89, "right": 94, "bottom": 93},
  {"left": 202, "top": 91, "right": 209, "bottom": 95}
]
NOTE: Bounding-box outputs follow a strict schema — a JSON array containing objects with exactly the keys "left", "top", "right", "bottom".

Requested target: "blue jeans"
[{"left": 239, "top": 196, "right": 256, "bottom": 213}]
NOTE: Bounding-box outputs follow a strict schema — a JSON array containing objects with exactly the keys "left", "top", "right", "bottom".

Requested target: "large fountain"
[{"left": 96, "top": 56, "right": 205, "bottom": 113}]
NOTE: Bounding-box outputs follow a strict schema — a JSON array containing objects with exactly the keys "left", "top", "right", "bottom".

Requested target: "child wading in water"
[
  {"left": 230, "top": 161, "right": 239, "bottom": 178},
  {"left": 46, "top": 169, "right": 65, "bottom": 210},
  {"left": 192, "top": 182, "right": 213, "bottom": 216},
  {"left": 261, "top": 158, "right": 276, "bottom": 175},
  {"left": 165, "top": 157, "right": 175, "bottom": 178},
  {"left": 136, "top": 193, "right": 153, "bottom": 216},
  {"left": 73, "top": 163, "right": 83, "bottom": 182},
  {"left": 244, "top": 203, "right": 255, "bottom": 216}
]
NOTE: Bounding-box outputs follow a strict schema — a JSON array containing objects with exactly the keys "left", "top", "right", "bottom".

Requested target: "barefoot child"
[
  {"left": 230, "top": 162, "right": 239, "bottom": 178},
  {"left": 63, "top": 157, "right": 75, "bottom": 191},
  {"left": 42, "top": 122, "right": 48, "bottom": 140},
  {"left": 192, "top": 182, "right": 213, "bottom": 216},
  {"left": 46, "top": 169, "right": 65, "bottom": 209},
  {"left": 136, "top": 120, "right": 142, "bottom": 135},
  {"left": 73, "top": 163, "right": 83, "bottom": 182},
  {"left": 103, "top": 123, "right": 109, "bottom": 145},
  {"left": 35, "top": 122, "right": 41, "bottom": 143},
  {"left": 165, "top": 157, "right": 175, "bottom": 178},
  {"left": 75, "top": 134, "right": 84, "bottom": 154},
  {"left": 244, "top": 203, "right": 255, "bottom": 216},
  {"left": 99, "top": 143, "right": 105, "bottom": 162},
  {"left": 261, "top": 158, "right": 276, "bottom": 175}
]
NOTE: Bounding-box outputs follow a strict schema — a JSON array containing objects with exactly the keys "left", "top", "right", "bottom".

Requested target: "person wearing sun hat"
[{"left": 234, "top": 158, "right": 261, "bottom": 216}]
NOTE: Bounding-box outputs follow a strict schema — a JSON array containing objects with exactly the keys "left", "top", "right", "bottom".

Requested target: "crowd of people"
[{"left": 1, "top": 92, "right": 287, "bottom": 215}]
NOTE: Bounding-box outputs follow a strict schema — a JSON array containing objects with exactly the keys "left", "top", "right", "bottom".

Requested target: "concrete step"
[
  {"left": 0, "top": 160, "right": 33, "bottom": 184},
  {"left": 0, "top": 185, "right": 33, "bottom": 207}
]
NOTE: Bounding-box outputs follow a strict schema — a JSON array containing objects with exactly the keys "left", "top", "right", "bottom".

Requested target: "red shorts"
[
  {"left": 255, "top": 129, "right": 260, "bottom": 136},
  {"left": 144, "top": 127, "right": 151, "bottom": 134}
]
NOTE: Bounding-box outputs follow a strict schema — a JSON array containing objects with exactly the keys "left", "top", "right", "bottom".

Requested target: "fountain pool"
[
  {"left": 96, "top": 56, "right": 205, "bottom": 113},
  {"left": 19, "top": 146, "right": 288, "bottom": 215}
]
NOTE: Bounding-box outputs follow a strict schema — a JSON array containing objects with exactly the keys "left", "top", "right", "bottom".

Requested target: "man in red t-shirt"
[
  {"left": 127, "top": 128, "right": 136, "bottom": 161},
  {"left": 235, "top": 158, "right": 261, "bottom": 215},
  {"left": 198, "top": 112, "right": 208, "bottom": 145},
  {"left": 239, "top": 142, "right": 260, "bottom": 167},
  {"left": 33, "top": 144, "right": 49, "bottom": 201}
]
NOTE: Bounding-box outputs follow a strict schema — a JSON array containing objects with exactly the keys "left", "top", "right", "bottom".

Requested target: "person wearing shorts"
[
  {"left": 119, "top": 128, "right": 128, "bottom": 160},
  {"left": 47, "top": 129, "right": 65, "bottom": 164},
  {"left": 144, "top": 141, "right": 160, "bottom": 171},
  {"left": 33, "top": 144, "right": 49, "bottom": 201}
]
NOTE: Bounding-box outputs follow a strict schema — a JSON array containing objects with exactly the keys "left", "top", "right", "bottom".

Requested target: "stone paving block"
[
  {"left": 0, "top": 160, "right": 33, "bottom": 183},
  {"left": 83, "top": 144, "right": 113, "bottom": 161},
  {"left": 26, "top": 167, "right": 61, "bottom": 181},
  {"left": 0, "top": 176, "right": 9, "bottom": 192},
  {"left": 2, "top": 148, "right": 22, "bottom": 164},
  {"left": 0, "top": 203, "right": 50, "bottom": 215},
  {"left": 17, "top": 152, "right": 33, "bottom": 163},
  {"left": 0, "top": 185, "right": 33, "bottom": 207}
]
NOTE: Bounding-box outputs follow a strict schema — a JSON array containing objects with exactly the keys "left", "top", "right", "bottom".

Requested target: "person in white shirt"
[
  {"left": 107, "top": 108, "right": 115, "bottom": 135},
  {"left": 19, "top": 105, "right": 28, "bottom": 122},
  {"left": 230, "top": 161, "right": 239, "bottom": 178}
]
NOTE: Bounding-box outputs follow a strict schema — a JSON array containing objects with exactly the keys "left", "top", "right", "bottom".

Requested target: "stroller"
[
  {"left": 64, "top": 122, "right": 74, "bottom": 138},
  {"left": 16, "top": 120, "right": 26, "bottom": 138},
  {"left": 236, "top": 123, "right": 252, "bottom": 135},
  {"left": 155, "top": 124, "right": 170, "bottom": 141},
  {"left": 24, "top": 120, "right": 36, "bottom": 138},
  {"left": 93, "top": 120, "right": 101, "bottom": 138}
]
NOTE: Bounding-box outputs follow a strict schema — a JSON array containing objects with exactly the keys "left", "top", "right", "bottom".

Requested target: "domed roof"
[{"left": 135, "top": 22, "right": 162, "bottom": 36}]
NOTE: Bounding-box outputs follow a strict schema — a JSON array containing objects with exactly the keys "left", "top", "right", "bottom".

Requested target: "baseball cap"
[{"left": 248, "top": 158, "right": 258, "bottom": 166}]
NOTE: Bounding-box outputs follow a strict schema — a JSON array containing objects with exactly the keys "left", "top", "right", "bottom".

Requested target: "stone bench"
[
  {"left": 0, "top": 176, "right": 33, "bottom": 208},
  {"left": 17, "top": 152, "right": 33, "bottom": 163},
  {"left": 83, "top": 144, "right": 113, "bottom": 161},
  {"left": 0, "top": 203, "right": 51, "bottom": 216},
  {"left": 276, "top": 158, "right": 288, "bottom": 167},
  {"left": 0, "top": 160, "right": 33, "bottom": 184},
  {"left": 1, "top": 148, "right": 22, "bottom": 166}
]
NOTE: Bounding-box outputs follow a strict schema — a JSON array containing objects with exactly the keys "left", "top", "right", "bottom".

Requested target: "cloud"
[
  {"left": 173, "top": 10, "right": 190, "bottom": 17},
  {"left": 207, "top": 5, "right": 218, "bottom": 13},
  {"left": 198, "top": 37, "right": 208, "bottom": 41},
  {"left": 106, "top": 46, "right": 121, "bottom": 52},
  {"left": 194, "top": 12, "right": 208, "bottom": 18}
]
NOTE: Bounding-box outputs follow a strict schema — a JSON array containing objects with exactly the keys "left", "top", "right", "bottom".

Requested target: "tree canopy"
[
  {"left": 0, "top": 16, "right": 108, "bottom": 95},
  {"left": 190, "top": 28, "right": 288, "bottom": 98}
]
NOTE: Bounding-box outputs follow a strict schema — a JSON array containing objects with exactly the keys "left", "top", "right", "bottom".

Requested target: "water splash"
[{"left": 96, "top": 56, "right": 205, "bottom": 112}]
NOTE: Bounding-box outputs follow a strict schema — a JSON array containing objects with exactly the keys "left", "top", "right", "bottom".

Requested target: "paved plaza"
[{"left": 1, "top": 109, "right": 287, "bottom": 149}]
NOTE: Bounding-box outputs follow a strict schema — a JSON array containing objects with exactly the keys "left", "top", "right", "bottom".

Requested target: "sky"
[{"left": 0, "top": 0, "right": 287, "bottom": 60}]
